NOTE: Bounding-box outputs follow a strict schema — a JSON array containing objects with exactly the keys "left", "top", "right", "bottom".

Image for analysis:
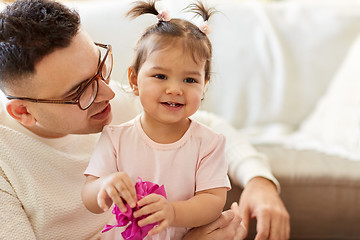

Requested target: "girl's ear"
[
  {"left": 202, "top": 79, "right": 209, "bottom": 99},
  {"left": 128, "top": 67, "right": 139, "bottom": 96},
  {"left": 204, "top": 78, "right": 209, "bottom": 86},
  {"left": 6, "top": 100, "right": 37, "bottom": 126}
]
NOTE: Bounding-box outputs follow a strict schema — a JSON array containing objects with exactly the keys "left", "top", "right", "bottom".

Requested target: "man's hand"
[
  {"left": 239, "top": 177, "right": 290, "bottom": 240},
  {"left": 182, "top": 202, "right": 246, "bottom": 240}
]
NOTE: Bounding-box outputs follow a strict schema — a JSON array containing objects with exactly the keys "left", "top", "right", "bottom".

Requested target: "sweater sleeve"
[
  {"left": 0, "top": 168, "right": 37, "bottom": 239},
  {"left": 192, "top": 110, "right": 280, "bottom": 192}
]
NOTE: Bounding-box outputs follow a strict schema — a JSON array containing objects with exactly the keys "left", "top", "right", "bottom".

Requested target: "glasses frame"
[{"left": 6, "top": 42, "right": 113, "bottom": 110}]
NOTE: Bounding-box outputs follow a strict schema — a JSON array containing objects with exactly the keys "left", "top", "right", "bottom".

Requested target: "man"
[{"left": 0, "top": 0, "right": 289, "bottom": 239}]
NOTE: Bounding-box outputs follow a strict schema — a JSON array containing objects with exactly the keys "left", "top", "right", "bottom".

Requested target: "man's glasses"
[{"left": 6, "top": 42, "right": 113, "bottom": 110}]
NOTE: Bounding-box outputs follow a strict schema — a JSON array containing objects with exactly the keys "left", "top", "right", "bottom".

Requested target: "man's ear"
[
  {"left": 128, "top": 67, "right": 139, "bottom": 96},
  {"left": 6, "top": 100, "right": 37, "bottom": 126}
]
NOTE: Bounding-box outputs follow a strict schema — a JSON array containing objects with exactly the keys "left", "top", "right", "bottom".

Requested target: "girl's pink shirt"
[{"left": 85, "top": 114, "right": 230, "bottom": 239}]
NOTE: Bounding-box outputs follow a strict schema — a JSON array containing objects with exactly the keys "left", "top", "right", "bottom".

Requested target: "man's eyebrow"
[{"left": 63, "top": 49, "right": 102, "bottom": 97}]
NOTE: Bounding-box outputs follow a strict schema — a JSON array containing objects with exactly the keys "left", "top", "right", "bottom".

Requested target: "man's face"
[{"left": 16, "top": 29, "right": 115, "bottom": 137}]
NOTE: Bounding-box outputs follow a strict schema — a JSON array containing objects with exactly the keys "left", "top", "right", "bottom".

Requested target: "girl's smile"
[{"left": 160, "top": 101, "right": 184, "bottom": 111}]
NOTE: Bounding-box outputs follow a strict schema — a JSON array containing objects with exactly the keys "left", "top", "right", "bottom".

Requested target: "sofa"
[{"left": 6, "top": 0, "right": 360, "bottom": 238}]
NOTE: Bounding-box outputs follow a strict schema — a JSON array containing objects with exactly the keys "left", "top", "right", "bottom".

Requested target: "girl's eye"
[
  {"left": 154, "top": 74, "right": 167, "bottom": 80},
  {"left": 184, "top": 78, "right": 196, "bottom": 83}
]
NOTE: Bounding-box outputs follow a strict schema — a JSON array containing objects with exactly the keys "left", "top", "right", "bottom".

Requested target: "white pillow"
[{"left": 297, "top": 33, "right": 360, "bottom": 154}]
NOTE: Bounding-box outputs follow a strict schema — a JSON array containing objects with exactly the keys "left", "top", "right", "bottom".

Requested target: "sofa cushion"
[
  {"left": 200, "top": 0, "right": 360, "bottom": 130},
  {"left": 296, "top": 33, "right": 360, "bottom": 157}
]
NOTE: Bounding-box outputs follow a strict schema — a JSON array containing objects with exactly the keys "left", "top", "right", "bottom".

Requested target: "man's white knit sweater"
[
  {"left": 0, "top": 106, "right": 109, "bottom": 239},
  {"left": 0, "top": 86, "right": 276, "bottom": 239}
]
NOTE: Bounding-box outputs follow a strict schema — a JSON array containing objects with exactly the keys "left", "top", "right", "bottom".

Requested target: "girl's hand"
[
  {"left": 133, "top": 193, "right": 175, "bottom": 236},
  {"left": 97, "top": 172, "right": 137, "bottom": 212}
]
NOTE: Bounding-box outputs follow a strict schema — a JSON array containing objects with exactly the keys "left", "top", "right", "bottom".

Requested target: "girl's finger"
[
  {"left": 115, "top": 181, "right": 136, "bottom": 208},
  {"left": 138, "top": 210, "right": 164, "bottom": 227},
  {"left": 148, "top": 220, "right": 168, "bottom": 236},
  {"left": 134, "top": 200, "right": 163, "bottom": 218},
  {"left": 121, "top": 176, "right": 137, "bottom": 203},
  {"left": 137, "top": 193, "right": 159, "bottom": 207},
  {"left": 105, "top": 187, "right": 127, "bottom": 212},
  {"left": 97, "top": 190, "right": 110, "bottom": 211},
  {"left": 114, "top": 198, "right": 127, "bottom": 213}
]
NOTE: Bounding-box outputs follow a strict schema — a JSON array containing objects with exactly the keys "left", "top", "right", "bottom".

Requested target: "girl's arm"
[
  {"left": 82, "top": 175, "right": 106, "bottom": 214},
  {"left": 134, "top": 187, "right": 227, "bottom": 236},
  {"left": 171, "top": 187, "right": 227, "bottom": 227}
]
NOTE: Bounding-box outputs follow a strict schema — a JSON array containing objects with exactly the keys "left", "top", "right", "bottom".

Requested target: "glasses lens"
[
  {"left": 101, "top": 48, "right": 113, "bottom": 81},
  {"left": 79, "top": 79, "right": 98, "bottom": 109}
]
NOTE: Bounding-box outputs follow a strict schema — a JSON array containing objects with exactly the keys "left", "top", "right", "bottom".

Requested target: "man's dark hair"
[{"left": 0, "top": 0, "right": 80, "bottom": 88}]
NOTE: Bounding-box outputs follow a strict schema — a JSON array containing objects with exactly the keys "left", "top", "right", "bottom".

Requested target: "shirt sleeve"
[
  {"left": 0, "top": 169, "right": 37, "bottom": 239},
  {"left": 195, "top": 129, "right": 231, "bottom": 192},
  {"left": 84, "top": 126, "right": 118, "bottom": 178},
  {"left": 192, "top": 110, "right": 280, "bottom": 192}
]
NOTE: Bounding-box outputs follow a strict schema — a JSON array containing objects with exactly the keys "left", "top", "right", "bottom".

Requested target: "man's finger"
[
  {"left": 269, "top": 209, "right": 290, "bottom": 240},
  {"left": 268, "top": 214, "right": 281, "bottom": 240},
  {"left": 254, "top": 211, "right": 271, "bottom": 240},
  {"left": 205, "top": 209, "right": 235, "bottom": 233},
  {"left": 239, "top": 205, "right": 250, "bottom": 230},
  {"left": 231, "top": 202, "right": 239, "bottom": 212},
  {"left": 235, "top": 222, "right": 247, "bottom": 240},
  {"left": 231, "top": 202, "right": 247, "bottom": 240},
  {"left": 285, "top": 218, "right": 291, "bottom": 239},
  {"left": 230, "top": 202, "right": 242, "bottom": 226}
]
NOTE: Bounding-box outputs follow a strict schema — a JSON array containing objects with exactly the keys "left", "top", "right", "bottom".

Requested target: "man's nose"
[{"left": 94, "top": 79, "right": 115, "bottom": 102}]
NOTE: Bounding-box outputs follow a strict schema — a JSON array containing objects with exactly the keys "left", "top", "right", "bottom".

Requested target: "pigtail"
[
  {"left": 125, "top": 0, "right": 159, "bottom": 19},
  {"left": 185, "top": 0, "right": 217, "bottom": 22}
]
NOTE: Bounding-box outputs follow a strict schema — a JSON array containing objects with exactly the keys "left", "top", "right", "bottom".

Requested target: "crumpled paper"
[{"left": 102, "top": 178, "right": 167, "bottom": 240}]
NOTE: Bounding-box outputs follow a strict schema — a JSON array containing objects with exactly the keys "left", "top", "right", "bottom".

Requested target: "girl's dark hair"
[
  {"left": 126, "top": 0, "right": 215, "bottom": 82},
  {"left": 0, "top": 0, "right": 80, "bottom": 89}
]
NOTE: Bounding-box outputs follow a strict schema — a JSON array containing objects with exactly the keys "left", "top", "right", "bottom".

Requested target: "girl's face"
[{"left": 130, "top": 42, "right": 207, "bottom": 127}]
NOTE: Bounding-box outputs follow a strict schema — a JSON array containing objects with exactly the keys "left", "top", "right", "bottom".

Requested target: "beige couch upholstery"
[
  {"left": 3, "top": 0, "right": 357, "bottom": 238},
  {"left": 226, "top": 146, "right": 360, "bottom": 239}
]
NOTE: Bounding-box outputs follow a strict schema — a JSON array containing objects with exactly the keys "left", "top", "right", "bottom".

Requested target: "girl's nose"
[
  {"left": 94, "top": 78, "right": 115, "bottom": 103},
  {"left": 165, "top": 80, "right": 183, "bottom": 95}
]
